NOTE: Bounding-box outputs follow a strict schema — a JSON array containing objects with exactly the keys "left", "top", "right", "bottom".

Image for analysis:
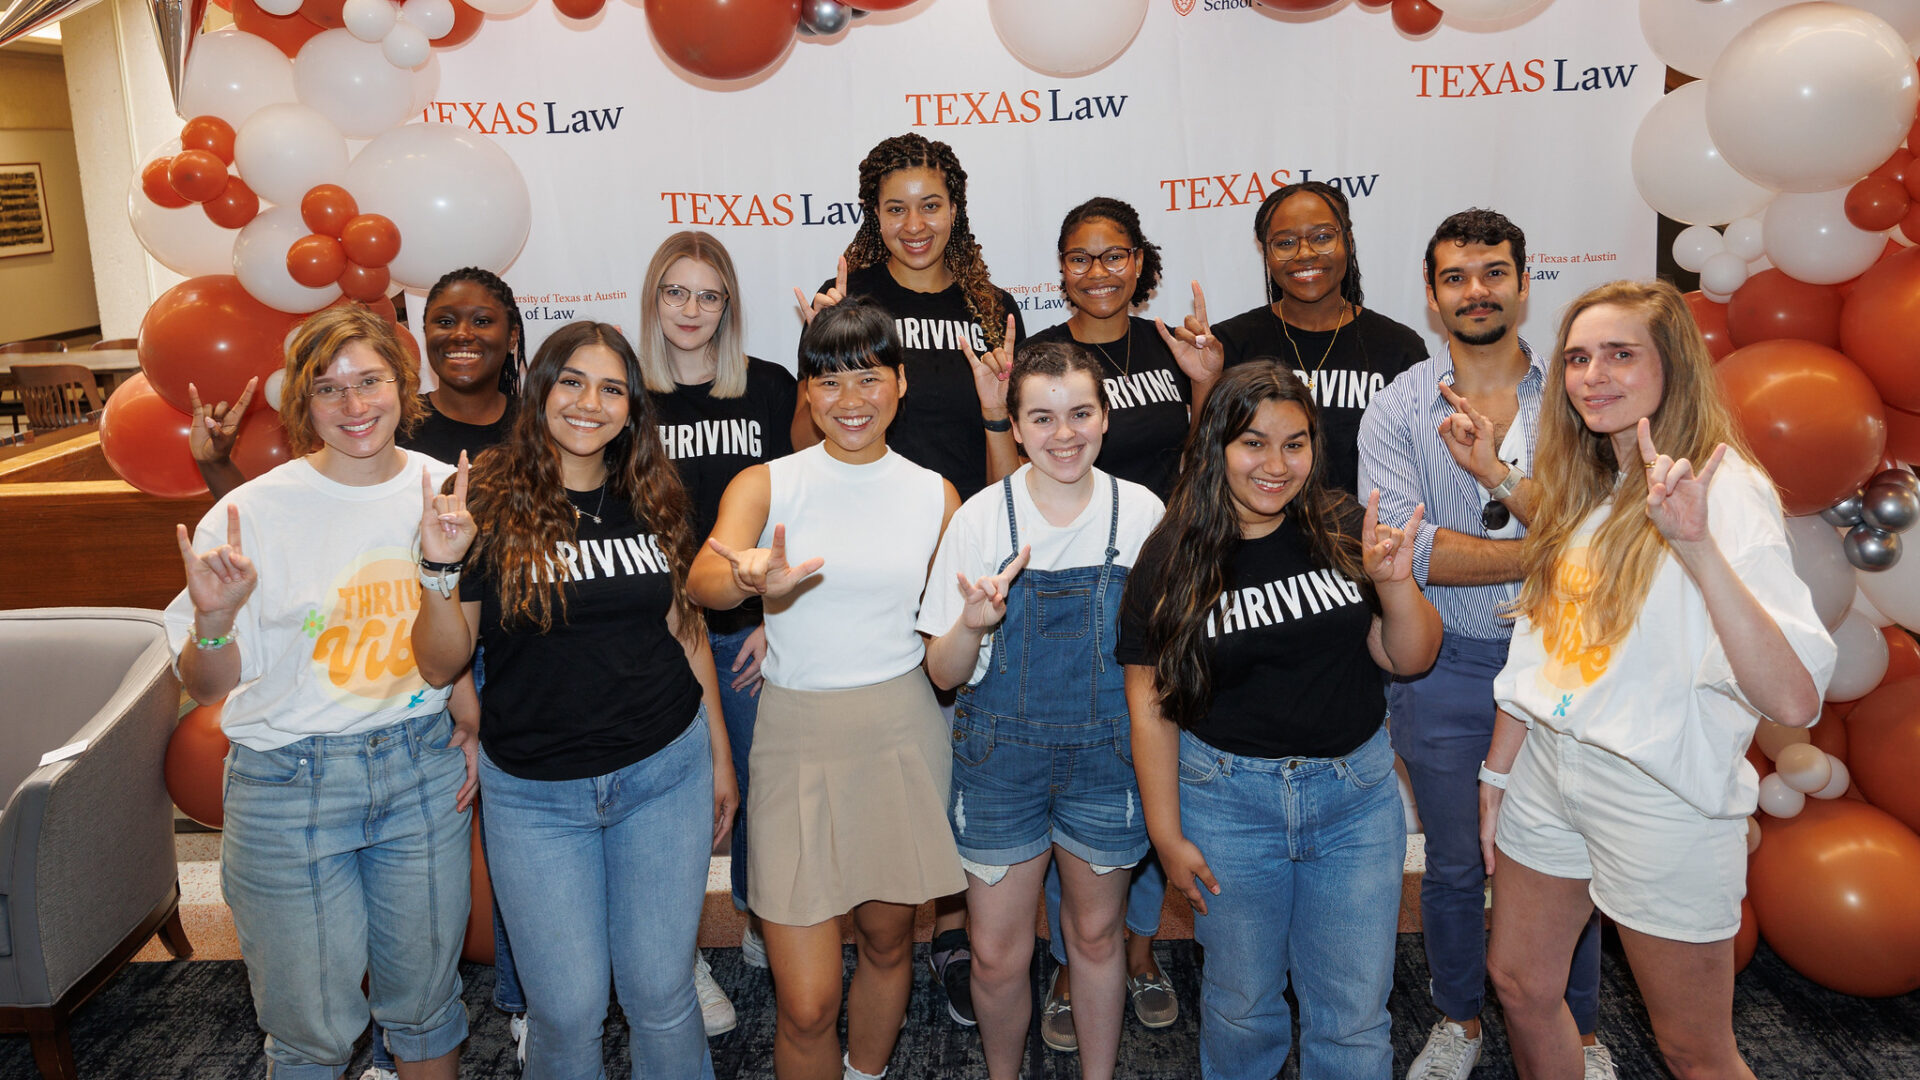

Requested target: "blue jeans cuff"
[{"left": 378, "top": 995, "right": 470, "bottom": 1063}]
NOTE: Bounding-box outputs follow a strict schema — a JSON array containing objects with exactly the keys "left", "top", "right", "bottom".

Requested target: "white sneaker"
[
  {"left": 694, "top": 953, "right": 738, "bottom": 1036},
  {"left": 1407, "top": 1019, "right": 1482, "bottom": 1080},
  {"left": 1583, "top": 1041, "right": 1617, "bottom": 1080},
  {"left": 358, "top": 1069, "right": 398, "bottom": 1080},
  {"left": 509, "top": 1013, "right": 528, "bottom": 1069},
  {"left": 741, "top": 921, "right": 769, "bottom": 969}
]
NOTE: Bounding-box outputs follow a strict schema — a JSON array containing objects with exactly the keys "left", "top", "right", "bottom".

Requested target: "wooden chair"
[
  {"left": 88, "top": 339, "right": 137, "bottom": 351},
  {"left": 0, "top": 340, "right": 67, "bottom": 354},
  {"left": 11, "top": 363, "right": 103, "bottom": 432}
]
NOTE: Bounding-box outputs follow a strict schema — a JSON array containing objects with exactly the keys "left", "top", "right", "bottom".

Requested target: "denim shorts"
[
  {"left": 220, "top": 710, "right": 471, "bottom": 1079},
  {"left": 948, "top": 709, "right": 1149, "bottom": 870}
]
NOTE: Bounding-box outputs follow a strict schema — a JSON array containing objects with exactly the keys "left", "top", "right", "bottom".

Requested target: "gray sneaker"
[
  {"left": 1583, "top": 1042, "right": 1617, "bottom": 1080},
  {"left": 1040, "top": 968, "right": 1077, "bottom": 1052},
  {"left": 1127, "top": 969, "right": 1178, "bottom": 1028},
  {"left": 1407, "top": 1019, "right": 1481, "bottom": 1080}
]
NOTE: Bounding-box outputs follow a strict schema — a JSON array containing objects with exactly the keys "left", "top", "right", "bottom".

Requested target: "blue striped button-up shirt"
[{"left": 1355, "top": 338, "right": 1547, "bottom": 640}]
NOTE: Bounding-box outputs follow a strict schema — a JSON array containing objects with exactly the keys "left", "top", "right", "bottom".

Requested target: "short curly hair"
[
  {"left": 1056, "top": 196, "right": 1163, "bottom": 308},
  {"left": 279, "top": 304, "right": 424, "bottom": 457}
]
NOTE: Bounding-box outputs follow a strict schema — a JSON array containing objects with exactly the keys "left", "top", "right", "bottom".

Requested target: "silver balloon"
[
  {"left": 148, "top": 0, "right": 210, "bottom": 117},
  {"left": 1870, "top": 467, "right": 1920, "bottom": 493},
  {"left": 1862, "top": 482, "right": 1920, "bottom": 532},
  {"left": 0, "top": 0, "right": 106, "bottom": 48},
  {"left": 1844, "top": 524, "right": 1902, "bottom": 571},
  {"left": 798, "top": 0, "right": 849, "bottom": 35},
  {"left": 1820, "top": 489, "right": 1866, "bottom": 527}
]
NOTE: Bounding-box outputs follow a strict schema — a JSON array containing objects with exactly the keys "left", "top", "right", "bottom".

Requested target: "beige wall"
[{"left": 0, "top": 51, "right": 99, "bottom": 342}]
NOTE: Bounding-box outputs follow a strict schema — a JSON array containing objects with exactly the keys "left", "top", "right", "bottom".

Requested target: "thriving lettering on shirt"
[
  {"left": 894, "top": 316, "right": 988, "bottom": 353},
  {"left": 537, "top": 533, "right": 672, "bottom": 583},
  {"left": 659, "top": 418, "right": 763, "bottom": 460},
  {"left": 1104, "top": 369, "right": 1182, "bottom": 410},
  {"left": 1205, "top": 568, "right": 1365, "bottom": 638},
  {"left": 1294, "top": 368, "right": 1389, "bottom": 410}
]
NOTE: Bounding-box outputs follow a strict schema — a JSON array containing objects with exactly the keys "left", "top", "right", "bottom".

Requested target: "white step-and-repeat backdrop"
[{"left": 422, "top": 0, "right": 1661, "bottom": 369}]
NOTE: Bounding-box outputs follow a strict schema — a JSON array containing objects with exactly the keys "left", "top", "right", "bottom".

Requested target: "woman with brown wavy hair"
[
  {"left": 1481, "top": 281, "right": 1832, "bottom": 1080},
  {"left": 412, "top": 321, "right": 736, "bottom": 1080}
]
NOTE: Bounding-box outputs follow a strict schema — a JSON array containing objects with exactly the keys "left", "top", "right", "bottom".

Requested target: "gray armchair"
[{"left": 0, "top": 608, "right": 192, "bottom": 1079}]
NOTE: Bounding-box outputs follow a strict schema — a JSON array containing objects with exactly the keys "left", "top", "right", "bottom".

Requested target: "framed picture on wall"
[{"left": 0, "top": 163, "right": 53, "bottom": 258}]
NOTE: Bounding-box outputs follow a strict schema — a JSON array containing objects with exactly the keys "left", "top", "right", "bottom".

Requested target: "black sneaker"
[{"left": 928, "top": 928, "right": 977, "bottom": 1027}]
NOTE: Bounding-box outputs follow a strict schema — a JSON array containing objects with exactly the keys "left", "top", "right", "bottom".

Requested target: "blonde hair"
[
  {"left": 279, "top": 305, "right": 423, "bottom": 456},
  {"left": 1515, "top": 279, "right": 1756, "bottom": 646},
  {"left": 636, "top": 231, "right": 747, "bottom": 398}
]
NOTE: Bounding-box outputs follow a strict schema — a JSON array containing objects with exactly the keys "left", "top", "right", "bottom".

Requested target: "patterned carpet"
[{"left": 5, "top": 936, "right": 1919, "bottom": 1078}]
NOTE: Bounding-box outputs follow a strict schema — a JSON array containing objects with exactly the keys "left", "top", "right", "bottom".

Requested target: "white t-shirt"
[
  {"left": 917, "top": 466, "right": 1164, "bottom": 687},
  {"left": 1493, "top": 456, "right": 1835, "bottom": 819},
  {"left": 164, "top": 452, "right": 456, "bottom": 751}
]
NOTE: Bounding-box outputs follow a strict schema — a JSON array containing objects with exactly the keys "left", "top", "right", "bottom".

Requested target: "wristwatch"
[{"left": 1486, "top": 464, "right": 1522, "bottom": 502}]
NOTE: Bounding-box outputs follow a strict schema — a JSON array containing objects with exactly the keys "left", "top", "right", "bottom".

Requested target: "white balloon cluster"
[
  {"left": 1670, "top": 217, "right": 1765, "bottom": 301},
  {"left": 341, "top": 0, "right": 454, "bottom": 71},
  {"left": 1751, "top": 719, "right": 1854, "bottom": 831}
]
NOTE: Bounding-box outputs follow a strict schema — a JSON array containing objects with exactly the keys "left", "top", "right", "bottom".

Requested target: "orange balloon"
[
  {"left": 232, "top": 0, "right": 325, "bottom": 56},
  {"left": 167, "top": 150, "right": 230, "bottom": 204},
  {"left": 1847, "top": 176, "right": 1911, "bottom": 233},
  {"left": 1726, "top": 270, "right": 1844, "bottom": 351},
  {"left": 1885, "top": 403, "right": 1920, "bottom": 463},
  {"left": 1811, "top": 703, "right": 1850, "bottom": 763},
  {"left": 552, "top": 0, "right": 604, "bottom": 18},
  {"left": 232, "top": 408, "right": 292, "bottom": 478},
  {"left": 98, "top": 373, "right": 210, "bottom": 499},
  {"left": 1748, "top": 798, "right": 1920, "bottom": 996},
  {"left": 1884, "top": 627, "right": 1920, "bottom": 686},
  {"left": 337, "top": 260, "right": 393, "bottom": 302},
  {"left": 464, "top": 819, "right": 495, "bottom": 964},
  {"left": 139, "top": 274, "right": 306, "bottom": 417},
  {"left": 180, "top": 115, "right": 237, "bottom": 166},
  {"left": 432, "top": 0, "right": 483, "bottom": 46},
  {"left": 1685, "top": 290, "right": 1735, "bottom": 362},
  {"left": 1715, "top": 339, "right": 1887, "bottom": 515},
  {"left": 1733, "top": 897, "right": 1758, "bottom": 973},
  {"left": 642, "top": 0, "right": 799, "bottom": 80},
  {"left": 141, "top": 156, "right": 191, "bottom": 209},
  {"left": 204, "top": 176, "right": 260, "bottom": 230},
  {"left": 1844, "top": 674, "right": 1920, "bottom": 835},
  {"left": 340, "top": 213, "right": 400, "bottom": 268},
  {"left": 1746, "top": 739, "right": 1774, "bottom": 780},
  {"left": 299, "top": 183, "right": 358, "bottom": 238},
  {"left": 165, "top": 700, "right": 229, "bottom": 828},
  {"left": 287, "top": 233, "right": 348, "bottom": 288},
  {"left": 299, "top": 0, "right": 345, "bottom": 28},
  {"left": 1392, "top": 0, "right": 1442, "bottom": 34},
  {"left": 1871, "top": 147, "right": 1914, "bottom": 187},
  {"left": 1841, "top": 246, "right": 1920, "bottom": 411}
]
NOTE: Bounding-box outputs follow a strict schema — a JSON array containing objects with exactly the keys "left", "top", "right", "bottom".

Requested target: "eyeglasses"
[
  {"left": 658, "top": 284, "right": 728, "bottom": 312},
  {"left": 1060, "top": 247, "right": 1138, "bottom": 276},
  {"left": 1266, "top": 230, "right": 1341, "bottom": 261},
  {"left": 309, "top": 375, "right": 396, "bottom": 406}
]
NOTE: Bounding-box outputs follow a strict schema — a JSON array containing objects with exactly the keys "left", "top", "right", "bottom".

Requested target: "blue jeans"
[
  {"left": 221, "top": 711, "right": 471, "bottom": 1080},
  {"left": 1390, "top": 633, "right": 1602, "bottom": 1032},
  {"left": 1179, "top": 726, "right": 1403, "bottom": 1080},
  {"left": 711, "top": 623, "right": 761, "bottom": 911},
  {"left": 1044, "top": 856, "right": 1166, "bottom": 966},
  {"left": 480, "top": 713, "right": 717, "bottom": 1080}
]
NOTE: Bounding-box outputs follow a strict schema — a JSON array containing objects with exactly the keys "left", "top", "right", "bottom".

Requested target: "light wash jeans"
[
  {"left": 479, "top": 712, "right": 717, "bottom": 1080},
  {"left": 220, "top": 710, "right": 471, "bottom": 1080},
  {"left": 1178, "top": 725, "right": 1404, "bottom": 1080}
]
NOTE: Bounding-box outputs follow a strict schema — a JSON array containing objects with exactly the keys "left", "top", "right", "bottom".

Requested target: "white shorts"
[{"left": 1494, "top": 722, "right": 1747, "bottom": 943}]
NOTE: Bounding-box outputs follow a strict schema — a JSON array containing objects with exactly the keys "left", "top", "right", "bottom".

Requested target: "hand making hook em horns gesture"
[
  {"left": 176, "top": 503, "right": 257, "bottom": 619},
  {"left": 1156, "top": 280, "right": 1225, "bottom": 387},
  {"left": 1639, "top": 417, "right": 1727, "bottom": 545},
  {"left": 707, "top": 523, "right": 825, "bottom": 600},
  {"left": 960, "top": 314, "right": 1019, "bottom": 414},
  {"left": 419, "top": 452, "right": 476, "bottom": 568},
  {"left": 794, "top": 255, "right": 850, "bottom": 325},
  {"left": 187, "top": 378, "right": 258, "bottom": 466},
  {"left": 955, "top": 545, "right": 1032, "bottom": 632},
  {"left": 1361, "top": 489, "right": 1424, "bottom": 585},
  {"left": 1436, "top": 382, "right": 1507, "bottom": 489}
]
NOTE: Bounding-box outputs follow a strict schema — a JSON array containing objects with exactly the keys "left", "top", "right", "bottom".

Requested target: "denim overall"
[{"left": 949, "top": 476, "right": 1147, "bottom": 868}]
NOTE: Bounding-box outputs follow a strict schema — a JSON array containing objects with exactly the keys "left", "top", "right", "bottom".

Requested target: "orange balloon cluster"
[
  {"left": 287, "top": 185, "right": 398, "bottom": 302},
  {"left": 1842, "top": 676, "right": 1920, "bottom": 836},
  {"left": 164, "top": 701, "right": 230, "bottom": 828},
  {"left": 232, "top": 0, "right": 480, "bottom": 56},
  {"left": 141, "top": 116, "right": 258, "bottom": 231},
  {"left": 642, "top": 0, "right": 800, "bottom": 80},
  {"left": 99, "top": 374, "right": 209, "bottom": 499}
]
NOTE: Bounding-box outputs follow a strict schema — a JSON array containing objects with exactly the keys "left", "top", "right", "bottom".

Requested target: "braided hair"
[
  {"left": 424, "top": 266, "right": 527, "bottom": 396},
  {"left": 842, "top": 133, "right": 1007, "bottom": 349}
]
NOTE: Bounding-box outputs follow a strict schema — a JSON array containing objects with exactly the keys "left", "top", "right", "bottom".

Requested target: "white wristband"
[
  {"left": 1478, "top": 761, "right": 1510, "bottom": 789},
  {"left": 419, "top": 567, "right": 461, "bottom": 599}
]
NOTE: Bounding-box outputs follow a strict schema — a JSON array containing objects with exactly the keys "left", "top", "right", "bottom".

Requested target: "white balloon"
[
  {"left": 1762, "top": 187, "right": 1889, "bottom": 285},
  {"left": 402, "top": 0, "right": 454, "bottom": 39},
  {"left": 1699, "top": 250, "right": 1750, "bottom": 296},
  {"left": 263, "top": 368, "right": 286, "bottom": 412},
  {"left": 987, "top": 0, "right": 1149, "bottom": 79},
  {"left": 1827, "top": 610, "right": 1892, "bottom": 701},
  {"left": 1746, "top": 253, "right": 1774, "bottom": 274},
  {"left": 255, "top": 0, "right": 301, "bottom": 13},
  {"left": 1702, "top": 286, "right": 1735, "bottom": 304},
  {"left": 410, "top": 50, "right": 441, "bottom": 116},
  {"left": 344, "top": 123, "right": 531, "bottom": 289},
  {"left": 1672, "top": 223, "right": 1727, "bottom": 273},
  {"left": 234, "top": 206, "right": 343, "bottom": 314},
  {"left": 1630, "top": 81, "right": 1775, "bottom": 226},
  {"left": 294, "top": 28, "right": 416, "bottom": 139},
  {"left": 1638, "top": 0, "right": 1798, "bottom": 79},
  {"left": 1775, "top": 742, "right": 1836, "bottom": 794},
  {"left": 1811, "top": 755, "right": 1852, "bottom": 799},
  {"left": 1706, "top": 3, "right": 1920, "bottom": 192},
  {"left": 234, "top": 102, "right": 349, "bottom": 208},
  {"left": 1723, "top": 216, "right": 1765, "bottom": 261},
  {"left": 382, "top": 21, "right": 431, "bottom": 69},
  {"left": 1757, "top": 772, "right": 1807, "bottom": 817},
  {"left": 1785, "top": 513, "right": 1858, "bottom": 631},
  {"left": 1860, "top": 529, "right": 1920, "bottom": 626},
  {"left": 127, "top": 144, "right": 238, "bottom": 278},
  {"left": 1746, "top": 815, "right": 1762, "bottom": 853},
  {"left": 343, "top": 0, "right": 398, "bottom": 42},
  {"left": 179, "top": 27, "right": 298, "bottom": 130},
  {"left": 1853, "top": 585, "right": 1896, "bottom": 627}
]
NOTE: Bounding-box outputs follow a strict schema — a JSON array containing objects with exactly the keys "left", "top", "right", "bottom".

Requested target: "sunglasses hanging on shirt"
[{"left": 1482, "top": 459, "right": 1520, "bottom": 532}]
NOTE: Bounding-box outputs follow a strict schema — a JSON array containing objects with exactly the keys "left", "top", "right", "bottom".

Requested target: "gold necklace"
[
  {"left": 1278, "top": 299, "right": 1348, "bottom": 391},
  {"left": 1082, "top": 320, "right": 1133, "bottom": 378}
]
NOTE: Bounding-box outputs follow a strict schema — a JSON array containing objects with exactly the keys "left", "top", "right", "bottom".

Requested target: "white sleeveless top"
[{"left": 759, "top": 443, "right": 947, "bottom": 690}]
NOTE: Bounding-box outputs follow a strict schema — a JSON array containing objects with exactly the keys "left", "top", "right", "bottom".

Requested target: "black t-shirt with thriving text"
[
  {"left": 1026, "top": 317, "right": 1190, "bottom": 500},
  {"left": 463, "top": 490, "right": 702, "bottom": 781},
  {"left": 651, "top": 357, "right": 797, "bottom": 634},
  {"left": 1116, "top": 511, "right": 1383, "bottom": 760},
  {"left": 400, "top": 394, "right": 515, "bottom": 466},
  {"left": 829, "top": 264, "right": 1025, "bottom": 498},
  {"left": 1213, "top": 306, "right": 1424, "bottom": 494}
]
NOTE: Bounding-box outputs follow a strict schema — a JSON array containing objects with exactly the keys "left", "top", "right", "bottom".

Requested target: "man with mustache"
[{"left": 1357, "top": 210, "right": 1613, "bottom": 1080}]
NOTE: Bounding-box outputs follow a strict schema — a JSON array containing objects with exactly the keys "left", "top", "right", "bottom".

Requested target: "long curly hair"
[
  {"left": 464, "top": 321, "right": 701, "bottom": 641},
  {"left": 1130, "top": 361, "right": 1367, "bottom": 729},
  {"left": 424, "top": 266, "right": 526, "bottom": 397},
  {"left": 842, "top": 132, "right": 1007, "bottom": 349},
  {"left": 1056, "top": 195, "right": 1163, "bottom": 308},
  {"left": 1252, "top": 180, "right": 1364, "bottom": 310}
]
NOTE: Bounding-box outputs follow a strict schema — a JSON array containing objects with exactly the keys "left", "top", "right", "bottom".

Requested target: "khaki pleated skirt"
[{"left": 746, "top": 668, "right": 965, "bottom": 927}]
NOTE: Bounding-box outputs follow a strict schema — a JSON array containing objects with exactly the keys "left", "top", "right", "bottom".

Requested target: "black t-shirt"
[
  {"left": 650, "top": 357, "right": 797, "bottom": 634},
  {"left": 1212, "top": 306, "right": 1424, "bottom": 494},
  {"left": 400, "top": 393, "right": 515, "bottom": 465},
  {"left": 829, "top": 263, "right": 1025, "bottom": 498},
  {"left": 463, "top": 489, "right": 702, "bottom": 781},
  {"left": 1026, "top": 317, "right": 1190, "bottom": 500},
  {"left": 1116, "top": 511, "right": 1382, "bottom": 760}
]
